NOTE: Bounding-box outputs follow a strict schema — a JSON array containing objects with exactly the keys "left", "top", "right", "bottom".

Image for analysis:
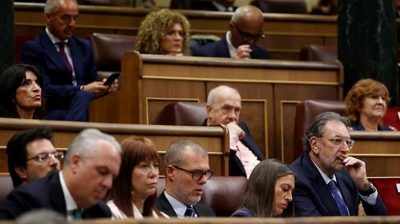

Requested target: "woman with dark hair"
[
  {"left": 135, "top": 9, "right": 190, "bottom": 56},
  {"left": 0, "top": 64, "right": 44, "bottom": 119},
  {"left": 232, "top": 159, "right": 295, "bottom": 217},
  {"left": 106, "top": 136, "right": 167, "bottom": 219},
  {"left": 345, "top": 78, "right": 395, "bottom": 131}
]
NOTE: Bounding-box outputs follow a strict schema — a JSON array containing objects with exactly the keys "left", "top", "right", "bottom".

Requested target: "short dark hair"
[
  {"left": 303, "top": 112, "right": 350, "bottom": 153},
  {"left": 6, "top": 126, "right": 54, "bottom": 187}
]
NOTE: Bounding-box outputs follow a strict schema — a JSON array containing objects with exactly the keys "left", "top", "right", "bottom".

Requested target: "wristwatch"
[{"left": 359, "top": 183, "right": 377, "bottom": 196}]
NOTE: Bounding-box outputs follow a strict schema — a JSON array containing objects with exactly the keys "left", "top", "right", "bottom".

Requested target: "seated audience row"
[{"left": 0, "top": 111, "right": 389, "bottom": 221}]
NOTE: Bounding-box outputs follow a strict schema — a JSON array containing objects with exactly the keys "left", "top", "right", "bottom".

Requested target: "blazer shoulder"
[
  {"left": 85, "top": 201, "right": 112, "bottom": 218},
  {"left": 194, "top": 202, "right": 216, "bottom": 217}
]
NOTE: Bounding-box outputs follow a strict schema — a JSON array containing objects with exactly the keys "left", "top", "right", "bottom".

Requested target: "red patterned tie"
[{"left": 57, "top": 42, "right": 73, "bottom": 72}]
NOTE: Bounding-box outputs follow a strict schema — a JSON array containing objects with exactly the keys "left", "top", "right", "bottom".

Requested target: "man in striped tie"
[{"left": 289, "top": 112, "right": 388, "bottom": 216}]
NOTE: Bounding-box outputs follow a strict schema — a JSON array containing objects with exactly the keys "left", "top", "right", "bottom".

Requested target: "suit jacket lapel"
[
  {"left": 40, "top": 32, "right": 67, "bottom": 73},
  {"left": 303, "top": 154, "right": 341, "bottom": 216},
  {"left": 217, "top": 36, "right": 231, "bottom": 57},
  {"left": 48, "top": 173, "right": 67, "bottom": 216},
  {"left": 69, "top": 37, "right": 82, "bottom": 83},
  {"left": 158, "top": 192, "right": 178, "bottom": 217},
  {"left": 336, "top": 172, "right": 354, "bottom": 215}
]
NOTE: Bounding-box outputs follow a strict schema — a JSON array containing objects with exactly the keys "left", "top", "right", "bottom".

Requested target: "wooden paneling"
[
  {"left": 14, "top": 3, "right": 337, "bottom": 60},
  {"left": 0, "top": 118, "right": 229, "bottom": 175},
  {"left": 90, "top": 51, "right": 343, "bottom": 162},
  {"left": 350, "top": 131, "right": 400, "bottom": 178}
]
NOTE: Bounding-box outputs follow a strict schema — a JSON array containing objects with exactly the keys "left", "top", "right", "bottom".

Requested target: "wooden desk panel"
[
  {"left": 14, "top": 3, "right": 337, "bottom": 60},
  {"left": 0, "top": 118, "right": 229, "bottom": 175},
  {"left": 351, "top": 131, "right": 400, "bottom": 177},
  {"left": 90, "top": 51, "right": 343, "bottom": 163}
]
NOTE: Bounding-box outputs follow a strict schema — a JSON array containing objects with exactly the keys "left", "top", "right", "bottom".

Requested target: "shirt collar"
[
  {"left": 59, "top": 171, "right": 78, "bottom": 211},
  {"left": 46, "top": 27, "right": 68, "bottom": 45},
  {"left": 225, "top": 31, "right": 236, "bottom": 58},
  {"left": 164, "top": 191, "right": 190, "bottom": 218},
  {"left": 311, "top": 159, "right": 337, "bottom": 185}
]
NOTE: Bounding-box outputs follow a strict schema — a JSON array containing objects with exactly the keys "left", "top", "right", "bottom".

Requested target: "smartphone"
[{"left": 103, "top": 73, "right": 120, "bottom": 86}]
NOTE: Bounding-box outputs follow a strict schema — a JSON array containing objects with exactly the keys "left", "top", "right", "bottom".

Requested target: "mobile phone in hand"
[{"left": 103, "top": 73, "right": 120, "bottom": 86}]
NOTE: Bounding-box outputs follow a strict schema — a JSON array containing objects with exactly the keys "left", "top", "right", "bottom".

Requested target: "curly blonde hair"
[
  {"left": 135, "top": 9, "right": 190, "bottom": 55},
  {"left": 345, "top": 78, "right": 390, "bottom": 124}
]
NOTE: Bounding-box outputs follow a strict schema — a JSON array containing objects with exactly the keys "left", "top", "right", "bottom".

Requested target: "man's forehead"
[{"left": 323, "top": 120, "right": 349, "bottom": 136}]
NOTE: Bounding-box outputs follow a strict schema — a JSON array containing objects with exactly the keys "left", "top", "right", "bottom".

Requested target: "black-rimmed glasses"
[
  {"left": 172, "top": 165, "right": 213, "bottom": 181},
  {"left": 27, "top": 151, "right": 65, "bottom": 162},
  {"left": 318, "top": 137, "right": 355, "bottom": 149},
  {"left": 233, "top": 22, "right": 265, "bottom": 41}
]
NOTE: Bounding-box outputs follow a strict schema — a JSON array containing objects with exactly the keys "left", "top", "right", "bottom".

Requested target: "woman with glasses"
[
  {"left": 0, "top": 64, "right": 44, "bottom": 119},
  {"left": 106, "top": 136, "right": 168, "bottom": 219},
  {"left": 345, "top": 78, "right": 395, "bottom": 131},
  {"left": 231, "top": 159, "right": 295, "bottom": 217},
  {"left": 135, "top": 9, "right": 190, "bottom": 56}
]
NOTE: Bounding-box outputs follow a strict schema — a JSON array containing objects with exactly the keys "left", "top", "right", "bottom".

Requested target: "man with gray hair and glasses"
[
  {"left": 0, "top": 128, "right": 122, "bottom": 221},
  {"left": 6, "top": 126, "right": 63, "bottom": 188},
  {"left": 156, "top": 139, "right": 216, "bottom": 217},
  {"left": 289, "top": 112, "right": 387, "bottom": 216}
]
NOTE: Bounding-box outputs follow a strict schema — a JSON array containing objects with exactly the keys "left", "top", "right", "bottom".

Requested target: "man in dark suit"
[
  {"left": 192, "top": 5, "right": 271, "bottom": 59},
  {"left": 0, "top": 129, "right": 122, "bottom": 221},
  {"left": 20, "top": 0, "right": 118, "bottom": 121},
  {"left": 203, "top": 85, "right": 264, "bottom": 178},
  {"left": 290, "top": 112, "right": 388, "bottom": 216},
  {"left": 156, "top": 140, "right": 216, "bottom": 217},
  {"left": 6, "top": 127, "right": 62, "bottom": 188}
]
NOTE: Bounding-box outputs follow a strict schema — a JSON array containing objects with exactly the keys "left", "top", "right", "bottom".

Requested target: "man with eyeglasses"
[
  {"left": 192, "top": 5, "right": 271, "bottom": 59},
  {"left": 289, "top": 112, "right": 387, "bottom": 216},
  {"left": 156, "top": 140, "right": 216, "bottom": 217},
  {"left": 20, "top": 0, "right": 118, "bottom": 122},
  {"left": 0, "top": 128, "right": 122, "bottom": 221},
  {"left": 6, "top": 127, "right": 63, "bottom": 188},
  {"left": 204, "top": 85, "right": 264, "bottom": 178}
]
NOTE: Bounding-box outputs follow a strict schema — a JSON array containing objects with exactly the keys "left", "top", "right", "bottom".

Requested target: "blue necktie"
[
  {"left": 184, "top": 205, "right": 196, "bottom": 217},
  {"left": 328, "top": 180, "right": 349, "bottom": 216}
]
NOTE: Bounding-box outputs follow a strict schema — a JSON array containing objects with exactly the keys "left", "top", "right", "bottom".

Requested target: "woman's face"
[
  {"left": 273, "top": 174, "right": 295, "bottom": 216},
  {"left": 360, "top": 94, "right": 387, "bottom": 120},
  {"left": 131, "top": 159, "right": 159, "bottom": 199},
  {"left": 161, "top": 23, "right": 184, "bottom": 56},
  {"left": 15, "top": 70, "right": 41, "bottom": 113}
]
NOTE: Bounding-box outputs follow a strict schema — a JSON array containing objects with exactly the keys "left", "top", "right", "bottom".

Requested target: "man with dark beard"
[{"left": 6, "top": 127, "right": 63, "bottom": 187}]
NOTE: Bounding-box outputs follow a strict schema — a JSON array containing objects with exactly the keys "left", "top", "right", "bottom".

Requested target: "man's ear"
[
  {"left": 15, "top": 166, "right": 27, "bottom": 180},
  {"left": 68, "top": 153, "right": 81, "bottom": 174},
  {"left": 309, "top": 136, "right": 320, "bottom": 154},
  {"left": 165, "top": 165, "right": 175, "bottom": 181},
  {"left": 206, "top": 104, "right": 212, "bottom": 118}
]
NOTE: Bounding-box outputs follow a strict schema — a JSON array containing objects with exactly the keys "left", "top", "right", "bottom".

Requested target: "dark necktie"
[
  {"left": 57, "top": 42, "right": 73, "bottom": 72},
  {"left": 328, "top": 180, "right": 349, "bottom": 216},
  {"left": 73, "top": 208, "right": 82, "bottom": 220},
  {"left": 184, "top": 205, "right": 196, "bottom": 217}
]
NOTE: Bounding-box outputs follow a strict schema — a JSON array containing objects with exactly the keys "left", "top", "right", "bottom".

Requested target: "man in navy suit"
[
  {"left": 156, "top": 140, "right": 216, "bottom": 217},
  {"left": 203, "top": 85, "right": 264, "bottom": 178},
  {"left": 192, "top": 5, "right": 271, "bottom": 59},
  {"left": 21, "top": 0, "right": 118, "bottom": 121},
  {"left": 0, "top": 129, "right": 122, "bottom": 221},
  {"left": 290, "top": 112, "right": 388, "bottom": 216}
]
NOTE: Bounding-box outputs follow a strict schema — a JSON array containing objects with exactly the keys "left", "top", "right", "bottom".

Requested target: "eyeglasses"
[
  {"left": 172, "top": 165, "right": 213, "bottom": 181},
  {"left": 27, "top": 151, "right": 65, "bottom": 162},
  {"left": 232, "top": 22, "right": 265, "bottom": 42},
  {"left": 318, "top": 137, "right": 355, "bottom": 149}
]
